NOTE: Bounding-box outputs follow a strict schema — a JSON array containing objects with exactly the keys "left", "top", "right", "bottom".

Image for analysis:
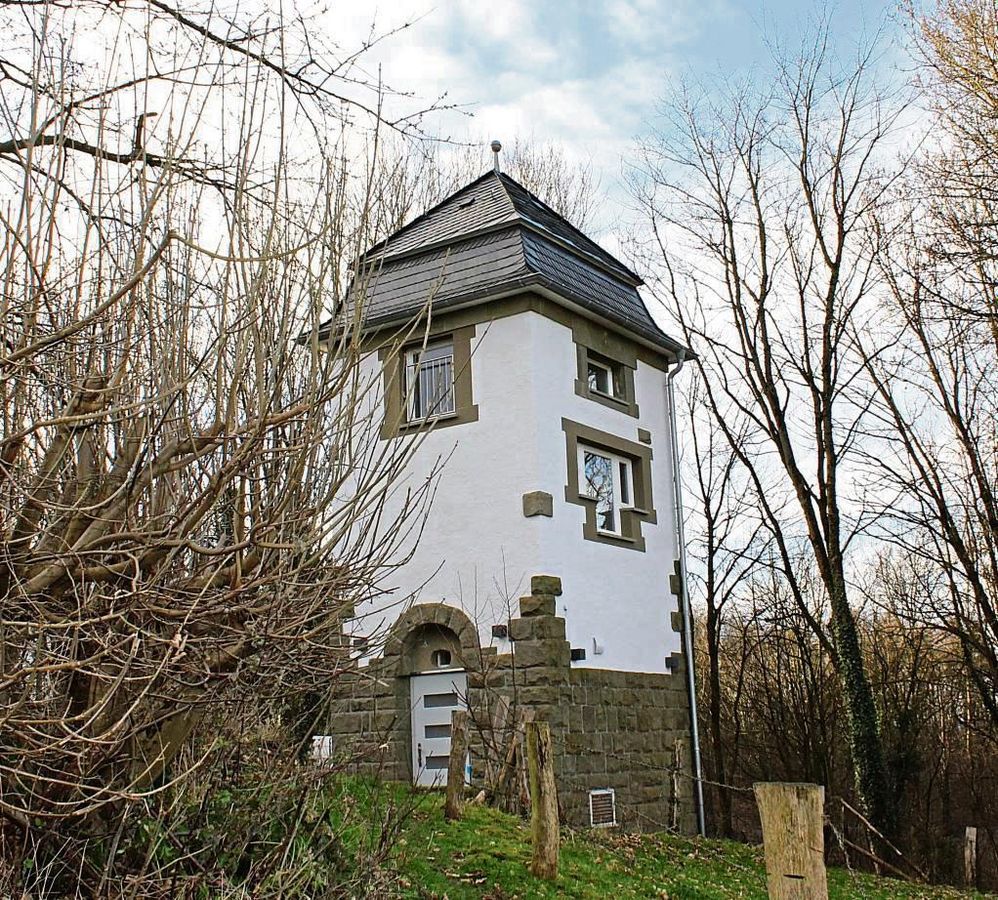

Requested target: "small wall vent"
[{"left": 588, "top": 788, "right": 617, "bottom": 827}]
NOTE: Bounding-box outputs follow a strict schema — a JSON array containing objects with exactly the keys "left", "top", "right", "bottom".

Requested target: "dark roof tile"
[
  {"left": 321, "top": 170, "right": 686, "bottom": 357},
  {"left": 357, "top": 229, "right": 529, "bottom": 327},
  {"left": 520, "top": 231, "right": 670, "bottom": 349},
  {"left": 498, "top": 175, "right": 640, "bottom": 283},
  {"left": 365, "top": 173, "right": 517, "bottom": 259}
]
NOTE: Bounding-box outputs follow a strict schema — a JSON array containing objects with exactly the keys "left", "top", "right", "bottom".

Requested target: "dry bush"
[
  {"left": 0, "top": 2, "right": 443, "bottom": 893},
  {"left": 695, "top": 554, "right": 998, "bottom": 887}
]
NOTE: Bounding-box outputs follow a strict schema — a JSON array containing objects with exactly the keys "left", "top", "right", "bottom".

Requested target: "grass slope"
[{"left": 389, "top": 796, "right": 987, "bottom": 900}]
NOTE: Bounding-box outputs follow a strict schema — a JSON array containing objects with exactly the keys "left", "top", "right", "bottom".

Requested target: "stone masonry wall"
[
  {"left": 322, "top": 575, "right": 695, "bottom": 833},
  {"left": 560, "top": 668, "right": 694, "bottom": 830}
]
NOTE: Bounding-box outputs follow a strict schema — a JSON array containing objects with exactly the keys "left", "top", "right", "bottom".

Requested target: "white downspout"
[{"left": 666, "top": 349, "right": 706, "bottom": 836}]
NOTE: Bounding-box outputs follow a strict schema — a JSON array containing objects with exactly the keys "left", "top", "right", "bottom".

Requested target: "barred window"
[{"left": 405, "top": 341, "right": 455, "bottom": 420}]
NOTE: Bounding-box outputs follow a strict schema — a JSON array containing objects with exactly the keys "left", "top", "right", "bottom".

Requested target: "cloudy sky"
[{"left": 326, "top": 0, "right": 905, "bottom": 226}]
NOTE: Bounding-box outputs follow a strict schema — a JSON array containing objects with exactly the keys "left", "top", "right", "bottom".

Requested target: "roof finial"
[{"left": 490, "top": 139, "right": 502, "bottom": 174}]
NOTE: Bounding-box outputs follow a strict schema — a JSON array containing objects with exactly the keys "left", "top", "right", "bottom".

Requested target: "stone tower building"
[{"left": 317, "top": 162, "right": 699, "bottom": 832}]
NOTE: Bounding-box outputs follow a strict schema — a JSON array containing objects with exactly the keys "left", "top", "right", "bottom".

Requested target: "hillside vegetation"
[{"left": 383, "top": 792, "right": 989, "bottom": 900}]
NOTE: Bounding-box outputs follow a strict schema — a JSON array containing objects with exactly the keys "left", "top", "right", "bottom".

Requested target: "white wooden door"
[{"left": 410, "top": 670, "right": 467, "bottom": 787}]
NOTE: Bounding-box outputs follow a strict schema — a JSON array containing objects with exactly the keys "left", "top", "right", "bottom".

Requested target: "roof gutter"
[{"left": 665, "top": 349, "right": 706, "bottom": 836}]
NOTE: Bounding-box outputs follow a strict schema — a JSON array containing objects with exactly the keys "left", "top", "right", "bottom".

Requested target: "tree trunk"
[
  {"left": 827, "top": 567, "right": 895, "bottom": 836},
  {"left": 705, "top": 600, "right": 732, "bottom": 836}
]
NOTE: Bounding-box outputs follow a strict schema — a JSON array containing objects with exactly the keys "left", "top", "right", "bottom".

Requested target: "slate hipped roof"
[{"left": 322, "top": 170, "right": 685, "bottom": 357}]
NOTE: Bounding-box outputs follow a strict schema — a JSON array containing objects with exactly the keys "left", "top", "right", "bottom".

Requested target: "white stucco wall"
[
  {"left": 348, "top": 313, "right": 545, "bottom": 656},
  {"left": 348, "top": 307, "right": 683, "bottom": 675},
  {"left": 528, "top": 314, "right": 682, "bottom": 673}
]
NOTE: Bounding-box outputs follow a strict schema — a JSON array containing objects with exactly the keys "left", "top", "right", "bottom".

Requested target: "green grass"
[{"left": 381, "top": 790, "right": 990, "bottom": 900}]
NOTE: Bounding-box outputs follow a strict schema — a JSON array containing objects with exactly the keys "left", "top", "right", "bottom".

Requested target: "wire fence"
[{"left": 569, "top": 746, "right": 937, "bottom": 884}]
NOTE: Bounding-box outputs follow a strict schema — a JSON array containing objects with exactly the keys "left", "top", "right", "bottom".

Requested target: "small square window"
[
  {"left": 431, "top": 648, "right": 452, "bottom": 668},
  {"left": 405, "top": 340, "right": 455, "bottom": 420},
  {"left": 579, "top": 445, "right": 634, "bottom": 536},
  {"left": 587, "top": 357, "right": 624, "bottom": 400},
  {"left": 575, "top": 341, "right": 637, "bottom": 416}
]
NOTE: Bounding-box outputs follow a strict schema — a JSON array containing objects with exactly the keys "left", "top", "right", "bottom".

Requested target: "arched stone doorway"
[
  {"left": 385, "top": 604, "right": 481, "bottom": 786},
  {"left": 404, "top": 624, "right": 465, "bottom": 786},
  {"left": 400, "top": 623, "right": 463, "bottom": 675}
]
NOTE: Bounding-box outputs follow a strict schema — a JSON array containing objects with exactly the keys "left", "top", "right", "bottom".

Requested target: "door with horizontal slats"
[{"left": 410, "top": 671, "right": 467, "bottom": 787}]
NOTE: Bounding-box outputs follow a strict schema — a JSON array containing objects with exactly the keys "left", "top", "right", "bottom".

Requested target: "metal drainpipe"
[{"left": 666, "top": 349, "right": 706, "bottom": 836}]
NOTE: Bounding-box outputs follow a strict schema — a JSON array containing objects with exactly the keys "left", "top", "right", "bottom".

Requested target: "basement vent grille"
[{"left": 588, "top": 788, "right": 616, "bottom": 827}]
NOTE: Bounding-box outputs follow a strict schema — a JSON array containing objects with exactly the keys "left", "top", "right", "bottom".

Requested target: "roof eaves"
[
  {"left": 317, "top": 275, "right": 692, "bottom": 362},
  {"left": 529, "top": 278, "right": 692, "bottom": 360},
  {"left": 315, "top": 272, "right": 545, "bottom": 341}
]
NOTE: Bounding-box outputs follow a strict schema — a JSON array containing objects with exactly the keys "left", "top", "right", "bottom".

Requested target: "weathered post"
[
  {"left": 670, "top": 738, "right": 684, "bottom": 831},
  {"left": 753, "top": 782, "right": 828, "bottom": 900},
  {"left": 965, "top": 826, "right": 978, "bottom": 888},
  {"left": 526, "top": 721, "right": 559, "bottom": 880},
  {"left": 444, "top": 710, "right": 470, "bottom": 821}
]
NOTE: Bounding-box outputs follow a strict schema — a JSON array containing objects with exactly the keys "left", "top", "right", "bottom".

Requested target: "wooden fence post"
[
  {"left": 444, "top": 710, "right": 470, "bottom": 821},
  {"left": 526, "top": 721, "right": 559, "bottom": 880},
  {"left": 753, "top": 782, "right": 828, "bottom": 900},
  {"left": 965, "top": 826, "right": 978, "bottom": 888}
]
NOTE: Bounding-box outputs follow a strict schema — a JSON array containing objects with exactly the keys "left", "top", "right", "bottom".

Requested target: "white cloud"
[
  {"left": 302, "top": 0, "right": 753, "bottom": 228},
  {"left": 449, "top": 0, "right": 533, "bottom": 44}
]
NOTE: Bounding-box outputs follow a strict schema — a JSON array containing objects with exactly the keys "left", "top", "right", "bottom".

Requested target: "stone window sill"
[
  {"left": 401, "top": 410, "right": 458, "bottom": 428},
  {"left": 589, "top": 388, "right": 628, "bottom": 406},
  {"left": 574, "top": 378, "right": 640, "bottom": 418},
  {"left": 595, "top": 529, "right": 637, "bottom": 544},
  {"left": 392, "top": 406, "right": 478, "bottom": 435}
]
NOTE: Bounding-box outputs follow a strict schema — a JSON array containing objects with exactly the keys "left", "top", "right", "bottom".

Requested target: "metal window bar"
[{"left": 409, "top": 352, "right": 454, "bottom": 419}]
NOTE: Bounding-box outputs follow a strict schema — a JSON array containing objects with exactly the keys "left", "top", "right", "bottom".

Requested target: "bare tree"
[
  {"left": 861, "top": 0, "right": 998, "bottom": 730},
  {"left": 366, "top": 135, "right": 602, "bottom": 244},
  {"left": 632, "top": 26, "right": 907, "bottom": 832},
  {"left": 0, "top": 2, "right": 443, "bottom": 892},
  {"left": 682, "top": 370, "right": 769, "bottom": 836}
]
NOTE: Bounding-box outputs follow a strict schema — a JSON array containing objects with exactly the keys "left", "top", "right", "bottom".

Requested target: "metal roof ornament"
[{"left": 490, "top": 139, "right": 502, "bottom": 173}]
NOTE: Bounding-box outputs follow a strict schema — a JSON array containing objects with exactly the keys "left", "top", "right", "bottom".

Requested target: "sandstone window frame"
[
  {"left": 572, "top": 321, "right": 640, "bottom": 418},
  {"left": 563, "top": 418, "right": 656, "bottom": 551},
  {"left": 378, "top": 324, "right": 479, "bottom": 439}
]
